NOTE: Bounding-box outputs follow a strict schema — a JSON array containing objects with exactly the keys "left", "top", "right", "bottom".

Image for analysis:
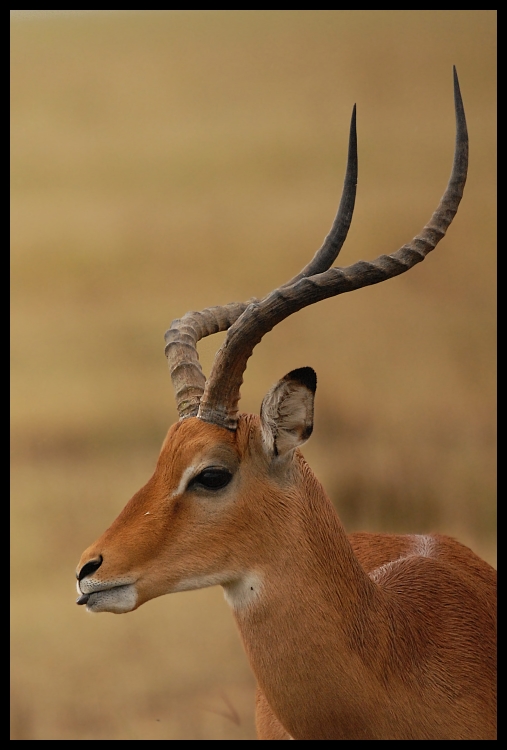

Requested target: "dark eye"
[{"left": 190, "top": 468, "right": 232, "bottom": 491}]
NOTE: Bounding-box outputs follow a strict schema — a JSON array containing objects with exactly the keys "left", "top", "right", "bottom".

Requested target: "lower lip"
[{"left": 76, "top": 594, "right": 90, "bottom": 605}]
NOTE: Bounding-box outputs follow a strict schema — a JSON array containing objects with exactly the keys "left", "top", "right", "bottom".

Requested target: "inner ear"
[{"left": 260, "top": 367, "right": 316, "bottom": 457}]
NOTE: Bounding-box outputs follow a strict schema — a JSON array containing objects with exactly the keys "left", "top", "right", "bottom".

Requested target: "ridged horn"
[
  {"left": 165, "top": 104, "right": 358, "bottom": 419},
  {"left": 197, "top": 67, "right": 467, "bottom": 430}
]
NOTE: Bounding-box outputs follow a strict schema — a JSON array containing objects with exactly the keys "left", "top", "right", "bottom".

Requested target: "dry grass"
[{"left": 11, "top": 10, "right": 496, "bottom": 739}]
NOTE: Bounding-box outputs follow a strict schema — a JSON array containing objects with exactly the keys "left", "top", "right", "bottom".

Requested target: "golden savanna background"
[{"left": 11, "top": 11, "right": 496, "bottom": 740}]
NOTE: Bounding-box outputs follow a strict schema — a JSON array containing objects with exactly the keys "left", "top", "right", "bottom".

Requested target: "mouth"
[{"left": 76, "top": 583, "right": 138, "bottom": 614}]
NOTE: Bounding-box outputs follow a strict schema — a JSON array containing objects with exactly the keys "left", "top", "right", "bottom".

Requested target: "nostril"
[{"left": 77, "top": 555, "right": 103, "bottom": 581}]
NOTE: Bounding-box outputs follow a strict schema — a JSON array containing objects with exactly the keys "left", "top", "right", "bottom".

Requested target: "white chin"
[{"left": 86, "top": 584, "right": 138, "bottom": 613}]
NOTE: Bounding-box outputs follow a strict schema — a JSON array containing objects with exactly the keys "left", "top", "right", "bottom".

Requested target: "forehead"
[{"left": 160, "top": 417, "right": 240, "bottom": 470}]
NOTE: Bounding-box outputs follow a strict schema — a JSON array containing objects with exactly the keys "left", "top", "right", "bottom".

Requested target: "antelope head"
[{"left": 76, "top": 69, "right": 468, "bottom": 617}]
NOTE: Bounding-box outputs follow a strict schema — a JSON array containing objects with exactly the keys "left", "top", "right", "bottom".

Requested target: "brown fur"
[
  {"left": 78, "top": 414, "right": 496, "bottom": 739},
  {"left": 75, "top": 70, "right": 482, "bottom": 738}
]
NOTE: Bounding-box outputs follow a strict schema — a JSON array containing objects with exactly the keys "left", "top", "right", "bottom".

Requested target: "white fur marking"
[
  {"left": 370, "top": 534, "right": 436, "bottom": 584},
  {"left": 172, "top": 572, "right": 233, "bottom": 593},
  {"left": 86, "top": 584, "right": 138, "bottom": 614},
  {"left": 261, "top": 377, "right": 314, "bottom": 456},
  {"left": 370, "top": 559, "right": 399, "bottom": 584},
  {"left": 223, "top": 572, "right": 263, "bottom": 610},
  {"left": 171, "top": 463, "right": 199, "bottom": 499},
  {"left": 410, "top": 534, "right": 435, "bottom": 558},
  {"left": 77, "top": 577, "right": 138, "bottom": 613}
]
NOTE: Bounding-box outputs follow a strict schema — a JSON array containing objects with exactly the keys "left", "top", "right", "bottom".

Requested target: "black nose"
[{"left": 77, "top": 555, "right": 103, "bottom": 581}]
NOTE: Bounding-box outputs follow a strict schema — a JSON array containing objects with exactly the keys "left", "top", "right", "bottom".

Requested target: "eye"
[{"left": 189, "top": 468, "right": 233, "bottom": 491}]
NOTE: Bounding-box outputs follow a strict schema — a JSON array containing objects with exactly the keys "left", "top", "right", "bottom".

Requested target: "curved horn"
[
  {"left": 198, "top": 67, "right": 468, "bottom": 430},
  {"left": 164, "top": 302, "right": 252, "bottom": 419},
  {"left": 164, "top": 105, "right": 358, "bottom": 419},
  {"left": 281, "top": 104, "right": 358, "bottom": 287}
]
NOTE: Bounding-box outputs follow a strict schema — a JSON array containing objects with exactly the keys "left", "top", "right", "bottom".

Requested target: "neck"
[{"left": 223, "top": 460, "right": 390, "bottom": 739}]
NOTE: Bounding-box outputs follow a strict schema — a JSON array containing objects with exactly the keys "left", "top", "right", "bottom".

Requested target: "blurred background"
[{"left": 11, "top": 10, "right": 496, "bottom": 740}]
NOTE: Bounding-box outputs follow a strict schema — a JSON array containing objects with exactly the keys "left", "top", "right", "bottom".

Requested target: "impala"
[{"left": 76, "top": 69, "right": 496, "bottom": 740}]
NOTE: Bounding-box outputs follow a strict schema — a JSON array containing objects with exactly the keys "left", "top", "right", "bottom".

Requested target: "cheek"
[
  {"left": 146, "top": 485, "right": 253, "bottom": 566},
  {"left": 171, "top": 501, "right": 239, "bottom": 563}
]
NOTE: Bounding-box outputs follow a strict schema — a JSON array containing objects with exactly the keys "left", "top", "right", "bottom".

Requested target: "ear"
[{"left": 260, "top": 367, "right": 317, "bottom": 457}]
